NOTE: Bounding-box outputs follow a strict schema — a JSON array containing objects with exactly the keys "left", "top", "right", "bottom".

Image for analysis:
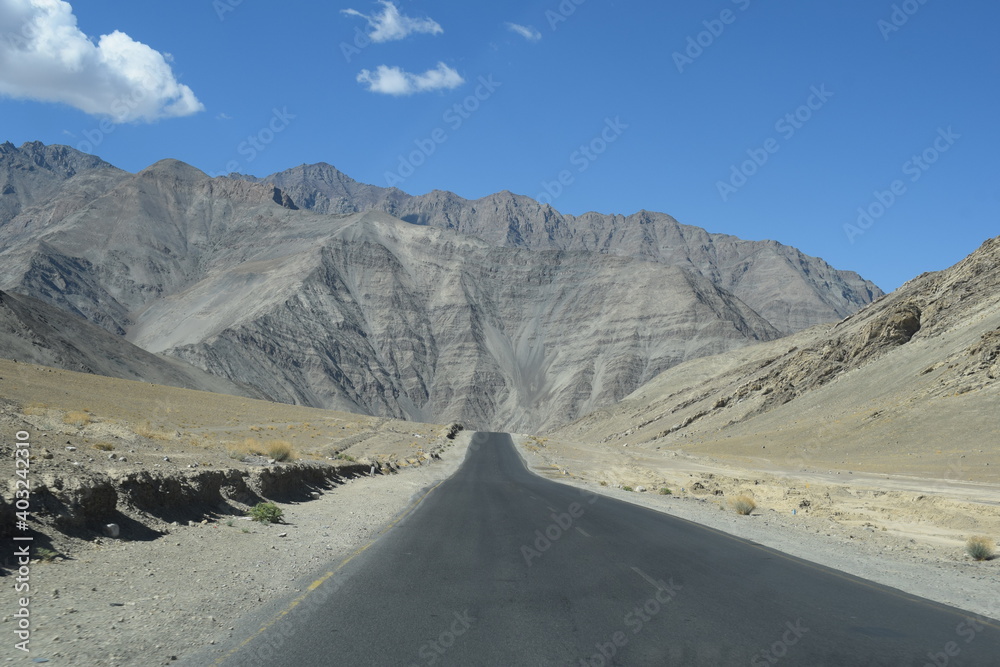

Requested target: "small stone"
[
  {"left": 108, "top": 453, "right": 117, "bottom": 460},
  {"left": 163, "top": 456, "right": 170, "bottom": 462},
  {"left": 66, "top": 446, "right": 77, "bottom": 452},
  {"left": 118, "top": 456, "right": 127, "bottom": 462},
  {"left": 278, "top": 532, "right": 287, "bottom": 538}
]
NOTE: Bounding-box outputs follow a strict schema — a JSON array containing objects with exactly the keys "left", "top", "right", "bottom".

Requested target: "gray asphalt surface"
[{"left": 219, "top": 433, "right": 1000, "bottom": 666}]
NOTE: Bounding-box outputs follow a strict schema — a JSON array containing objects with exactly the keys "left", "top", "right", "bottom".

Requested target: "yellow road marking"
[{"left": 213, "top": 480, "right": 446, "bottom": 665}]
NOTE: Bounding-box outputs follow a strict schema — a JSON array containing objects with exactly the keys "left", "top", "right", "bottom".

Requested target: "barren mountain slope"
[
  {"left": 553, "top": 235, "right": 1000, "bottom": 480},
  {"left": 0, "top": 140, "right": 124, "bottom": 225},
  {"left": 242, "top": 162, "right": 883, "bottom": 333},
  {"left": 0, "top": 289, "right": 257, "bottom": 398},
  {"left": 0, "top": 146, "right": 781, "bottom": 430},
  {"left": 128, "top": 211, "right": 780, "bottom": 431}
]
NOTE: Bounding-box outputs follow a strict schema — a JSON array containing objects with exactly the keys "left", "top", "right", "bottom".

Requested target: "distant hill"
[
  {"left": 552, "top": 236, "right": 1000, "bottom": 479},
  {"left": 0, "top": 289, "right": 257, "bottom": 398}
]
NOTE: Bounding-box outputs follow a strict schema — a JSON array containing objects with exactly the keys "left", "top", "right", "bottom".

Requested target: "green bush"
[
  {"left": 248, "top": 502, "right": 284, "bottom": 524},
  {"left": 659, "top": 487, "right": 672, "bottom": 495},
  {"left": 622, "top": 486, "right": 634, "bottom": 492},
  {"left": 36, "top": 547, "right": 59, "bottom": 562}
]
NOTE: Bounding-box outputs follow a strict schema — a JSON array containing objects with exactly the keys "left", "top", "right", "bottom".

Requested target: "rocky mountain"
[
  {"left": 552, "top": 236, "right": 1000, "bottom": 476},
  {"left": 236, "top": 163, "right": 884, "bottom": 334},
  {"left": 0, "top": 289, "right": 256, "bottom": 398},
  {"left": 0, "top": 140, "right": 123, "bottom": 226},
  {"left": 0, "top": 142, "right": 881, "bottom": 430}
]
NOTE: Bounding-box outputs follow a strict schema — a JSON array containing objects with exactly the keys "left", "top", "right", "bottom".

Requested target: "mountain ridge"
[
  {"left": 0, "top": 142, "right": 884, "bottom": 430},
  {"left": 233, "top": 161, "right": 883, "bottom": 334}
]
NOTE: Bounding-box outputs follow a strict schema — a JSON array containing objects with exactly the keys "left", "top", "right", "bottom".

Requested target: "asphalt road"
[{"left": 218, "top": 433, "right": 1000, "bottom": 666}]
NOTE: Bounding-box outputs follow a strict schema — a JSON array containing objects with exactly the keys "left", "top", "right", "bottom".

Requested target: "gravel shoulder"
[{"left": 3, "top": 433, "right": 473, "bottom": 667}]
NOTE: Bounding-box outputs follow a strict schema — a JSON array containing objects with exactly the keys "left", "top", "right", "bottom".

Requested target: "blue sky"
[{"left": 1, "top": 0, "right": 997, "bottom": 292}]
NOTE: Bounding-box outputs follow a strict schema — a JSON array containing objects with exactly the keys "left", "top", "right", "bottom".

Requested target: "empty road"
[{"left": 213, "top": 433, "right": 1000, "bottom": 666}]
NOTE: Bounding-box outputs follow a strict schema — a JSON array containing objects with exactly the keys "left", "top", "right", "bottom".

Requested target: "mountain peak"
[{"left": 139, "top": 159, "right": 208, "bottom": 181}]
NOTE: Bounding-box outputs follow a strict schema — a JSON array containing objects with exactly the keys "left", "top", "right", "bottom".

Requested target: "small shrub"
[
  {"left": 336, "top": 453, "right": 356, "bottom": 462},
  {"left": 63, "top": 411, "right": 92, "bottom": 427},
  {"left": 36, "top": 547, "right": 59, "bottom": 562},
  {"left": 248, "top": 502, "right": 283, "bottom": 524},
  {"left": 228, "top": 438, "right": 264, "bottom": 459},
  {"left": 599, "top": 481, "right": 608, "bottom": 487},
  {"left": 225, "top": 519, "right": 235, "bottom": 528},
  {"left": 966, "top": 536, "right": 995, "bottom": 561},
  {"left": 659, "top": 487, "right": 672, "bottom": 495},
  {"left": 92, "top": 442, "right": 115, "bottom": 452},
  {"left": 266, "top": 440, "right": 295, "bottom": 461},
  {"left": 731, "top": 494, "right": 756, "bottom": 515},
  {"left": 622, "top": 486, "right": 634, "bottom": 492}
]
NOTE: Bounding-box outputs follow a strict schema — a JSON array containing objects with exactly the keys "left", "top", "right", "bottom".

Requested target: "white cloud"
[
  {"left": 506, "top": 22, "right": 541, "bottom": 42},
  {"left": 357, "top": 62, "right": 463, "bottom": 96},
  {"left": 0, "top": 0, "right": 203, "bottom": 123},
  {"left": 342, "top": 1, "right": 442, "bottom": 43}
]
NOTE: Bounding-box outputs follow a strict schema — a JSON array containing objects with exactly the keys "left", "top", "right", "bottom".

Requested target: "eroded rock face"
[
  {"left": 238, "top": 163, "right": 884, "bottom": 334},
  {"left": 32, "top": 473, "right": 118, "bottom": 530},
  {"left": 11, "top": 462, "right": 372, "bottom": 535},
  {"left": 0, "top": 143, "right": 880, "bottom": 431}
]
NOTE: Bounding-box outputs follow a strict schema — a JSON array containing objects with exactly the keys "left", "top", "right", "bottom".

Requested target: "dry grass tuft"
[
  {"left": 227, "top": 437, "right": 265, "bottom": 459},
  {"left": 134, "top": 420, "right": 175, "bottom": 441},
  {"left": 266, "top": 440, "right": 296, "bottom": 462},
  {"left": 966, "top": 536, "right": 996, "bottom": 561},
  {"left": 63, "top": 410, "right": 92, "bottom": 427},
  {"left": 731, "top": 494, "right": 757, "bottom": 515},
  {"left": 92, "top": 442, "right": 115, "bottom": 452}
]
